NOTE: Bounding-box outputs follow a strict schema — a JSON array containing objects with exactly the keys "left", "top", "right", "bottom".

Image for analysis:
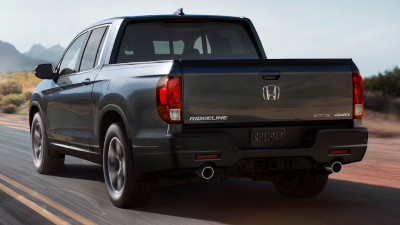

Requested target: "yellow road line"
[
  {"left": 0, "top": 182, "right": 70, "bottom": 225},
  {"left": 0, "top": 174, "right": 97, "bottom": 225}
]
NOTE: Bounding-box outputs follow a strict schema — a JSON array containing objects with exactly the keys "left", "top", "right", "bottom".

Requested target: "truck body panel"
[{"left": 181, "top": 59, "right": 354, "bottom": 124}]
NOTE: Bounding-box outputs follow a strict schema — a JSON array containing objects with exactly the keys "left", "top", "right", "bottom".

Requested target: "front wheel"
[
  {"left": 31, "top": 112, "right": 65, "bottom": 174},
  {"left": 273, "top": 170, "right": 328, "bottom": 198},
  {"left": 103, "top": 122, "right": 155, "bottom": 208}
]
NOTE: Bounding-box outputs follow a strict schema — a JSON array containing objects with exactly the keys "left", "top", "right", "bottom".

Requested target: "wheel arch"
[
  {"left": 29, "top": 101, "right": 43, "bottom": 132},
  {"left": 99, "top": 104, "right": 132, "bottom": 154}
]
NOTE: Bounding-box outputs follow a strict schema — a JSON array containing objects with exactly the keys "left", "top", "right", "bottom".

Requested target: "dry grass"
[
  {"left": 0, "top": 71, "right": 41, "bottom": 92},
  {"left": 0, "top": 71, "right": 41, "bottom": 115}
]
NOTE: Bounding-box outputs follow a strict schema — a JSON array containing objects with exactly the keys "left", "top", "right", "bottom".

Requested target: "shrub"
[
  {"left": 390, "top": 98, "right": 400, "bottom": 115},
  {"left": 2, "top": 104, "right": 17, "bottom": 114},
  {"left": 1, "top": 94, "right": 25, "bottom": 107},
  {"left": 364, "top": 92, "right": 400, "bottom": 115},
  {"left": 364, "top": 92, "right": 389, "bottom": 112},
  {"left": 23, "top": 91, "right": 33, "bottom": 101},
  {"left": 0, "top": 79, "right": 22, "bottom": 95},
  {"left": 364, "top": 66, "right": 400, "bottom": 98}
]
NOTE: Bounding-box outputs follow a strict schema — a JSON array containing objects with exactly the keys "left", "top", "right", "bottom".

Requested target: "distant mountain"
[
  {"left": 0, "top": 40, "right": 46, "bottom": 72},
  {"left": 0, "top": 40, "right": 64, "bottom": 73},
  {"left": 25, "top": 44, "right": 64, "bottom": 64}
]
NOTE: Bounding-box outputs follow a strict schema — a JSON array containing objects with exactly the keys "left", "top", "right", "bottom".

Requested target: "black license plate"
[{"left": 251, "top": 128, "right": 286, "bottom": 148}]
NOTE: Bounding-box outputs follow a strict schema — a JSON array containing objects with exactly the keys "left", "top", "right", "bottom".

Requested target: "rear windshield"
[{"left": 116, "top": 22, "right": 259, "bottom": 63}]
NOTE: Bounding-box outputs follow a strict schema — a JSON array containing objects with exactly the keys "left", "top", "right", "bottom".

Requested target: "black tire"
[
  {"left": 273, "top": 170, "right": 328, "bottom": 198},
  {"left": 103, "top": 122, "right": 155, "bottom": 208},
  {"left": 31, "top": 112, "right": 65, "bottom": 174}
]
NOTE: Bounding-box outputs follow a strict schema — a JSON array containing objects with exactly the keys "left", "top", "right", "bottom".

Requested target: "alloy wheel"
[
  {"left": 32, "top": 123, "right": 43, "bottom": 163},
  {"left": 107, "top": 137, "right": 125, "bottom": 193}
]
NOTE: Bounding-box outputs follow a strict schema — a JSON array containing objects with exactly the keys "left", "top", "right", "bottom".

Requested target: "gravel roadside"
[{"left": 0, "top": 113, "right": 29, "bottom": 132}]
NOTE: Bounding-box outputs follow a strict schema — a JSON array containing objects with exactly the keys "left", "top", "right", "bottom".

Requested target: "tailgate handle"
[{"left": 260, "top": 71, "right": 280, "bottom": 81}]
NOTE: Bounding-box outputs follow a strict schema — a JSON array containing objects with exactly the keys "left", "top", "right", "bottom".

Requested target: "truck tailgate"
[{"left": 182, "top": 59, "right": 354, "bottom": 124}]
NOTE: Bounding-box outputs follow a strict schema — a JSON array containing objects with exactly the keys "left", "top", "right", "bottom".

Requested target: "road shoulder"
[{"left": 0, "top": 113, "right": 29, "bottom": 132}]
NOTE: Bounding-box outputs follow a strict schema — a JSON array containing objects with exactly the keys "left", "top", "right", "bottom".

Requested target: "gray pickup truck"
[{"left": 31, "top": 9, "right": 368, "bottom": 208}]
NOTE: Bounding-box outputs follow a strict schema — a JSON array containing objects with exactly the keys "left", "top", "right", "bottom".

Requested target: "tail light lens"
[
  {"left": 353, "top": 73, "right": 364, "bottom": 119},
  {"left": 156, "top": 76, "right": 182, "bottom": 124}
]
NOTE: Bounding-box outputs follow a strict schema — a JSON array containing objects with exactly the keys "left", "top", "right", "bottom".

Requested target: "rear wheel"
[
  {"left": 31, "top": 112, "right": 65, "bottom": 174},
  {"left": 273, "top": 170, "right": 328, "bottom": 198},
  {"left": 103, "top": 122, "right": 155, "bottom": 208}
]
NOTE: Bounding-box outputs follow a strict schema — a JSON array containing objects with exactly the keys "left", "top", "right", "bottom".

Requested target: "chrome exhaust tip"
[
  {"left": 324, "top": 161, "right": 342, "bottom": 173},
  {"left": 197, "top": 166, "right": 215, "bottom": 179}
]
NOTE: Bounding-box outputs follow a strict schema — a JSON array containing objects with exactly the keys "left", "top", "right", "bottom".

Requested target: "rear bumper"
[{"left": 132, "top": 128, "right": 368, "bottom": 173}]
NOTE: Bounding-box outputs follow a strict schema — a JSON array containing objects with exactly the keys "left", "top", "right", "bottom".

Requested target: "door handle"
[
  {"left": 260, "top": 71, "right": 280, "bottom": 81},
  {"left": 60, "top": 83, "right": 66, "bottom": 89},
  {"left": 82, "top": 78, "right": 90, "bottom": 85}
]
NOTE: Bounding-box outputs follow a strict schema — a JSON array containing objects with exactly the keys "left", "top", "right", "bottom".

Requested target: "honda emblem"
[{"left": 263, "top": 85, "right": 280, "bottom": 100}]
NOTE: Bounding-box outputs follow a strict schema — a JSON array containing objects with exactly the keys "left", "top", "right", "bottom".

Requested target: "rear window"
[{"left": 116, "top": 22, "right": 259, "bottom": 63}]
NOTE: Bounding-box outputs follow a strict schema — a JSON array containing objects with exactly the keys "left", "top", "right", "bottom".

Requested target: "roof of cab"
[{"left": 83, "top": 14, "right": 244, "bottom": 32}]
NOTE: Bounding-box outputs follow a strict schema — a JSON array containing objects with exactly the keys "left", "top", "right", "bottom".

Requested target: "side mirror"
[{"left": 35, "top": 64, "right": 55, "bottom": 79}]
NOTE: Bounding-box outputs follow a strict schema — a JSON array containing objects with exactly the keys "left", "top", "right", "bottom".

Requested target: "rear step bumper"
[{"left": 132, "top": 128, "right": 368, "bottom": 173}]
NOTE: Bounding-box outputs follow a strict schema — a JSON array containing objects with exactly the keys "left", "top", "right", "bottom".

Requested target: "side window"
[
  {"left": 94, "top": 27, "right": 109, "bottom": 66},
  {"left": 79, "top": 27, "right": 107, "bottom": 72},
  {"left": 59, "top": 33, "right": 88, "bottom": 75}
]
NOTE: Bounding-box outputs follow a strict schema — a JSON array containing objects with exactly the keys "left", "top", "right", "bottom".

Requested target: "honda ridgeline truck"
[{"left": 30, "top": 9, "right": 368, "bottom": 208}]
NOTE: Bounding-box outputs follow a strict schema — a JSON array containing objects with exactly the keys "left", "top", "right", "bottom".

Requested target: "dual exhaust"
[{"left": 196, "top": 161, "right": 342, "bottom": 179}]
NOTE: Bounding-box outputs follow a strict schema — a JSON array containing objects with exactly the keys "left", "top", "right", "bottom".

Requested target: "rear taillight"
[
  {"left": 156, "top": 76, "right": 182, "bottom": 124},
  {"left": 353, "top": 73, "right": 364, "bottom": 119}
]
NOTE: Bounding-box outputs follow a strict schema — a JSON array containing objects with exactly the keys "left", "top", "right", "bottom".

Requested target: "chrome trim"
[
  {"left": 262, "top": 85, "right": 280, "bottom": 100},
  {"left": 314, "top": 114, "right": 331, "bottom": 118},
  {"left": 104, "top": 60, "right": 174, "bottom": 67},
  {"left": 324, "top": 161, "right": 342, "bottom": 173},
  {"left": 195, "top": 158, "right": 221, "bottom": 162},
  {"left": 328, "top": 154, "right": 351, "bottom": 156},
  {"left": 56, "top": 23, "right": 113, "bottom": 76},
  {"left": 132, "top": 145, "right": 159, "bottom": 148},
  {"left": 51, "top": 143, "right": 91, "bottom": 153},
  {"left": 200, "top": 166, "right": 214, "bottom": 179}
]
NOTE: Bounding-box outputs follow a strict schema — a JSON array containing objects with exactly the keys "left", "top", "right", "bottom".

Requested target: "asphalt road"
[{"left": 0, "top": 126, "right": 400, "bottom": 225}]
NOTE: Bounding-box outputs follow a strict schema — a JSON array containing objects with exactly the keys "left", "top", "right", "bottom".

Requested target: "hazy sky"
[{"left": 1, "top": 0, "right": 399, "bottom": 77}]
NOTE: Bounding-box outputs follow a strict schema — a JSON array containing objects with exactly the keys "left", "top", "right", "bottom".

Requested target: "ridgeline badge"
[{"left": 189, "top": 116, "right": 228, "bottom": 121}]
